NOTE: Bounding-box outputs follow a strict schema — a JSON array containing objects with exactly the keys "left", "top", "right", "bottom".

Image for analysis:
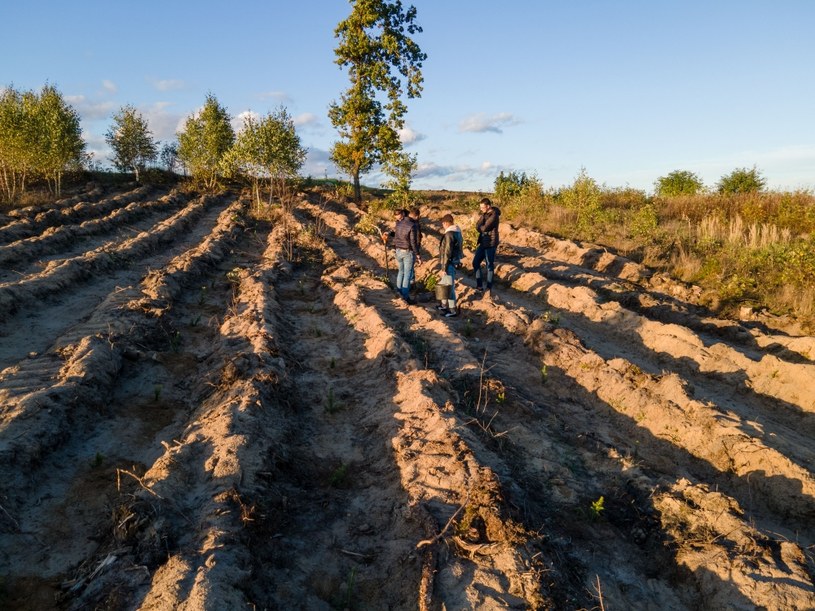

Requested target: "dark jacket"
[
  {"left": 393, "top": 217, "right": 420, "bottom": 255},
  {"left": 439, "top": 224, "right": 463, "bottom": 268},
  {"left": 476, "top": 206, "right": 500, "bottom": 248}
]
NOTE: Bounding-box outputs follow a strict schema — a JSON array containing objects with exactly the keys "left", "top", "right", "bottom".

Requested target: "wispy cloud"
[
  {"left": 302, "top": 147, "right": 335, "bottom": 178},
  {"left": 459, "top": 112, "right": 521, "bottom": 134},
  {"left": 82, "top": 131, "right": 112, "bottom": 168},
  {"left": 139, "top": 102, "right": 185, "bottom": 141},
  {"left": 65, "top": 95, "right": 115, "bottom": 120},
  {"left": 101, "top": 80, "right": 117, "bottom": 95},
  {"left": 150, "top": 78, "right": 187, "bottom": 92},
  {"left": 294, "top": 112, "right": 320, "bottom": 128},
  {"left": 678, "top": 145, "right": 815, "bottom": 191},
  {"left": 414, "top": 160, "right": 502, "bottom": 181},
  {"left": 259, "top": 90, "right": 292, "bottom": 104}
]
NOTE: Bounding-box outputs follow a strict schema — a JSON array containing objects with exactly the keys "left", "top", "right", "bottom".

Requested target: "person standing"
[
  {"left": 473, "top": 197, "right": 500, "bottom": 299},
  {"left": 408, "top": 207, "right": 423, "bottom": 289},
  {"left": 392, "top": 208, "right": 421, "bottom": 303},
  {"left": 437, "top": 213, "right": 463, "bottom": 317}
]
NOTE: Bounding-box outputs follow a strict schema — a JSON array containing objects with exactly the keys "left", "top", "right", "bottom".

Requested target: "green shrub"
[
  {"left": 600, "top": 186, "right": 650, "bottom": 210},
  {"left": 655, "top": 170, "right": 705, "bottom": 197},
  {"left": 717, "top": 166, "right": 766, "bottom": 194},
  {"left": 630, "top": 203, "right": 659, "bottom": 239},
  {"left": 494, "top": 171, "right": 542, "bottom": 203},
  {"left": 559, "top": 168, "right": 606, "bottom": 239}
]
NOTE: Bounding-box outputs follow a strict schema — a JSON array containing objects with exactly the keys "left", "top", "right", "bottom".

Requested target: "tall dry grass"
[
  {"left": 478, "top": 184, "right": 815, "bottom": 326},
  {"left": 697, "top": 215, "right": 793, "bottom": 250}
]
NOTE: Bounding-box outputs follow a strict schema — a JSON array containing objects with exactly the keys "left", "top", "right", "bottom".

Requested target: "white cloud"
[
  {"left": 101, "top": 80, "right": 117, "bottom": 95},
  {"left": 150, "top": 78, "right": 187, "bottom": 92},
  {"left": 232, "top": 110, "right": 261, "bottom": 133},
  {"left": 399, "top": 126, "right": 425, "bottom": 145},
  {"left": 459, "top": 112, "right": 521, "bottom": 134}
]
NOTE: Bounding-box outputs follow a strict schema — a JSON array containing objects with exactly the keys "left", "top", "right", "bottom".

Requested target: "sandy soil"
[{"left": 1, "top": 185, "right": 814, "bottom": 610}]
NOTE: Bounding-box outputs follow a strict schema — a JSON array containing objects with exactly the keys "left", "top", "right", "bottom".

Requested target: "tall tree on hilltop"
[
  {"left": 329, "top": 0, "right": 426, "bottom": 203},
  {"left": 106, "top": 105, "right": 158, "bottom": 183}
]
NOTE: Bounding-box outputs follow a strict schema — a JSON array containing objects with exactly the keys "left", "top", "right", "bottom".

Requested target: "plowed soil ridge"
[
  {"left": 0, "top": 185, "right": 146, "bottom": 245},
  {"left": 0, "top": 190, "right": 813, "bottom": 610},
  {"left": 0, "top": 187, "right": 179, "bottom": 275}
]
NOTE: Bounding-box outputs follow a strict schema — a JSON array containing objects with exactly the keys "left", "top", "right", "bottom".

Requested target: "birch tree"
[
  {"left": 222, "top": 108, "right": 307, "bottom": 208},
  {"left": 36, "top": 85, "right": 85, "bottom": 197},
  {"left": 177, "top": 94, "right": 234, "bottom": 190},
  {"left": 329, "top": 0, "right": 426, "bottom": 202},
  {"left": 0, "top": 87, "right": 35, "bottom": 201},
  {"left": 382, "top": 149, "right": 417, "bottom": 208},
  {"left": 106, "top": 105, "right": 158, "bottom": 183},
  {"left": 160, "top": 141, "right": 179, "bottom": 173},
  {"left": 0, "top": 85, "right": 85, "bottom": 201}
]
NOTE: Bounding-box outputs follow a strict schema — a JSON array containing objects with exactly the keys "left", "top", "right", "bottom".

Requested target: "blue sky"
[{"left": 2, "top": 1, "right": 814, "bottom": 193}]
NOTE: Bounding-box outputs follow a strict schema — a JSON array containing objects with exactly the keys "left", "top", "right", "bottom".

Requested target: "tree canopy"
[
  {"left": 655, "top": 170, "right": 705, "bottom": 197},
  {"left": 717, "top": 166, "right": 766, "bottom": 194},
  {"left": 0, "top": 84, "right": 85, "bottom": 201},
  {"left": 329, "top": 0, "right": 426, "bottom": 202},
  {"left": 106, "top": 105, "right": 158, "bottom": 183},
  {"left": 177, "top": 94, "right": 235, "bottom": 190},
  {"left": 222, "top": 108, "right": 307, "bottom": 208}
]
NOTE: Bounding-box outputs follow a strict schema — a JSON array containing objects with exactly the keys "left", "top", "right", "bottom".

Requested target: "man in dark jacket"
[
  {"left": 437, "top": 213, "right": 463, "bottom": 316},
  {"left": 473, "top": 197, "right": 500, "bottom": 299},
  {"left": 392, "top": 208, "right": 421, "bottom": 302}
]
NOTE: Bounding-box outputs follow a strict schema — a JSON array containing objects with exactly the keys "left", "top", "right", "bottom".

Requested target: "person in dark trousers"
[
  {"left": 392, "top": 208, "right": 421, "bottom": 303},
  {"left": 472, "top": 197, "right": 500, "bottom": 299},
  {"left": 436, "top": 213, "right": 463, "bottom": 316},
  {"left": 408, "top": 207, "right": 423, "bottom": 289}
]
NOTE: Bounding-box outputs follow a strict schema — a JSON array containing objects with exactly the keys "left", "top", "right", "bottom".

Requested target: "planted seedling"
[
  {"left": 325, "top": 387, "right": 342, "bottom": 414},
  {"left": 328, "top": 463, "right": 349, "bottom": 488},
  {"left": 589, "top": 496, "right": 605, "bottom": 521}
]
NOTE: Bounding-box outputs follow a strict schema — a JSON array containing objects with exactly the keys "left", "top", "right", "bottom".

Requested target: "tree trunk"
[
  {"left": 353, "top": 171, "right": 361, "bottom": 203},
  {"left": 0, "top": 166, "right": 10, "bottom": 202}
]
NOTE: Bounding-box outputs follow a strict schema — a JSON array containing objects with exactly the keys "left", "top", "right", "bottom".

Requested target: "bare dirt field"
[{"left": 1, "top": 184, "right": 814, "bottom": 610}]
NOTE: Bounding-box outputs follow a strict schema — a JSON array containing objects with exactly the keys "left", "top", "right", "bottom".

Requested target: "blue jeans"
[
  {"left": 472, "top": 246, "right": 496, "bottom": 289},
  {"left": 395, "top": 249, "right": 414, "bottom": 298}
]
